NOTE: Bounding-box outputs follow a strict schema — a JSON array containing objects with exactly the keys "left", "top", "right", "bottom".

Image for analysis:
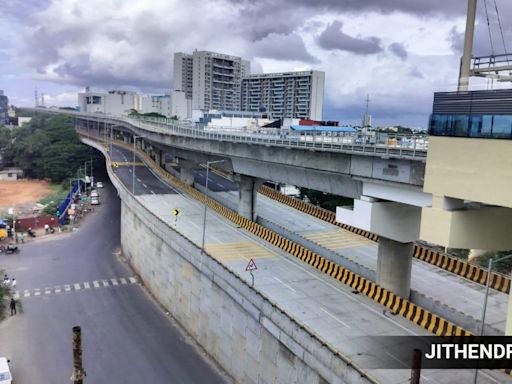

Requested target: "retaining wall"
[{"left": 82, "top": 137, "right": 377, "bottom": 384}]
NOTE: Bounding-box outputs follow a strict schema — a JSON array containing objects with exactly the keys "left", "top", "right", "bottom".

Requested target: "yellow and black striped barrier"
[
  {"left": 258, "top": 186, "right": 511, "bottom": 294},
  {"left": 119, "top": 141, "right": 471, "bottom": 339}
]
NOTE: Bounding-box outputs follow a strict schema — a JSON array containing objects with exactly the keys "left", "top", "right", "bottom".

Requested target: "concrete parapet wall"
[{"left": 81, "top": 137, "right": 377, "bottom": 384}]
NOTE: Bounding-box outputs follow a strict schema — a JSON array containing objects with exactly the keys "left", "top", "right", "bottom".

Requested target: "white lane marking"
[
  {"left": 84, "top": 282, "right": 91, "bottom": 289},
  {"left": 129, "top": 277, "right": 137, "bottom": 284},
  {"left": 102, "top": 280, "right": 109, "bottom": 287},
  {"left": 151, "top": 190, "right": 156, "bottom": 195},
  {"left": 273, "top": 277, "right": 297, "bottom": 293},
  {"left": 129, "top": 169, "right": 132, "bottom": 173},
  {"left": 137, "top": 178, "right": 141, "bottom": 182},
  {"left": 120, "top": 278, "right": 128, "bottom": 284},
  {"left": 216, "top": 183, "right": 224, "bottom": 188},
  {"left": 93, "top": 281, "right": 100, "bottom": 288},
  {"left": 34, "top": 290, "right": 41, "bottom": 296},
  {"left": 64, "top": 285, "right": 71, "bottom": 292},
  {"left": 142, "top": 183, "right": 148, "bottom": 188},
  {"left": 24, "top": 292, "right": 30, "bottom": 297},
  {"left": 55, "top": 288, "right": 61, "bottom": 293},
  {"left": 45, "top": 289, "right": 51, "bottom": 295},
  {"left": 111, "top": 278, "right": 118, "bottom": 286},
  {"left": 74, "top": 283, "right": 81, "bottom": 290},
  {"left": 320, "top": 308, "right": 351, "bottom": 328}
]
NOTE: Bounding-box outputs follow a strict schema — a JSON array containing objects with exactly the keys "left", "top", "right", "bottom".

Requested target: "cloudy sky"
[{"left": 1, "top": 0, "right": 512, "bottom": 127}]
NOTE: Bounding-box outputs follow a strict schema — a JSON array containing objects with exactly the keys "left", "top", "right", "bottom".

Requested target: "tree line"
[{"left": 0, "top": 114, "right": 97, "bottom": 181}]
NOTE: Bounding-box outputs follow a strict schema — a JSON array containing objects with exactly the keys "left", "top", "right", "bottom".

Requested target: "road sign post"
[
  {"left": 172, "top": 208, "right": 180, "bottom": 225},
  {"left": 245, "top": 258, "right": 258, "bottom": 287}
]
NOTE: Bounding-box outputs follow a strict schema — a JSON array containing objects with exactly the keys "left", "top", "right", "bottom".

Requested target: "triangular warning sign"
[{"left": 245, "top": 258, "right": 258, "bottom": 271}]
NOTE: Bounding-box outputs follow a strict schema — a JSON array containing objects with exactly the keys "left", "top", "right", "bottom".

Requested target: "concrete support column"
[
  {"left": 377, "top": 237, "right": 413, "bottom": 299},
  {"left": 154, "top": 150, "right": 162, "bottom": 167},
  {"left": 238, "top": 175, "right": 263, "bottom": 221},
  {"left": 178, "top": 160, "right": 195, "bottom": 186}
]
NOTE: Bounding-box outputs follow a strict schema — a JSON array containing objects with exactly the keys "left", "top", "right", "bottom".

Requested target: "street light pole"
[
  {"left": 201, "top": 160, "right": 226, "bottom": 253},
  {"left": 474, "top": 253, "right": 512, "bottom": 383}
]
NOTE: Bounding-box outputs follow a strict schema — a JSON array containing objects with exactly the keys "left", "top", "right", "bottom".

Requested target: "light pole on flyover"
[
  {"left": 201, "top": 159, "right": 226, "bottom": 254},
  {"left": 132, "top": 135, "right": 144, "bottom": 195}
]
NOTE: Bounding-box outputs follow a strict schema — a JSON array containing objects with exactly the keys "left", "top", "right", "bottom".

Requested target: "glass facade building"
[{"left": 429, "top": 89, "right": 512, "bottom": 139}]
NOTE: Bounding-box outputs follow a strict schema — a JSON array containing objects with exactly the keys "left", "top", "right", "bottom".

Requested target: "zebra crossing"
[{"left": 13, "top": 276, "right": 138, "bottom": 299}]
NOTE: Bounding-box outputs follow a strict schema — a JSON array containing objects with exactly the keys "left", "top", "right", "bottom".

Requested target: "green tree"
[{"left": 2, "top": 114, "right": 97, "bottom": 181}]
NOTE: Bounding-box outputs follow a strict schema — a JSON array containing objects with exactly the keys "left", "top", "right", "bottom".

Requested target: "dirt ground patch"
[{"left": 0, "top": 180, "right": 51, "bottom": 215}]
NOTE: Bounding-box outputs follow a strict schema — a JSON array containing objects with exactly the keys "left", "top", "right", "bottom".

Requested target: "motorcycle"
[{"left": 0, "top": 245, "right": 19, "bottom": 254}]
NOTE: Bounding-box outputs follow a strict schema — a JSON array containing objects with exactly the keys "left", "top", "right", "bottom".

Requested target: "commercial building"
[
  {"left": 0, "top": 90, "right": 9, "bottom": 124},
  {"left": 78, "top": 89, "right": 172, "bottom": 117},
  {"left": 241, "top": 71, "right": 324, "bottom": 120},
  {"left": 134, "top": 94, "right": 172, "bottom": 117},
  {"left": 78, "top": 89, "right": 136, "bottom": 115},
  {"left": 421, "top": 88, "right": 512, "bottom": 251}
]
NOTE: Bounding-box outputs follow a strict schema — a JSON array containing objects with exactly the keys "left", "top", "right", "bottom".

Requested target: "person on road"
[
  {"left": 44, "top": 223, "right": 50, "bottom": 234},
  {"left": 9, "top": 298, "right": 16, "bottom": 316},
  {"left": 3, "top": 274, "right": 8, "bottom": 285},
  {"left": 19, "top": 232, "right": 24, "bottom": 243},
  {"left": 10, "top": 278, "right": 16, "bottom": 288}
]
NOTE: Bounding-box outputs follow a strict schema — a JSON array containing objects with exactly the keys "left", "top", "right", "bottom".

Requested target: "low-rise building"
[{"left": 0, "top": 168, "right": 23, "bottom": 181}]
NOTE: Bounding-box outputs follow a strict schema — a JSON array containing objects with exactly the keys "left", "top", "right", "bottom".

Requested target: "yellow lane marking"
[
  {"left": 303, "top": 230, "right": 373, "bottom": 249},
  {"left": 205, "top": 241, "right": 277, "bottom": 262},
  {"left": 113, "top": 162, "right": 144, "bottom": 166}
]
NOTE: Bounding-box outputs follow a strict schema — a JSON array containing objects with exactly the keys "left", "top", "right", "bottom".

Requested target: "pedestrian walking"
[
  {"left": 11, "top": 278, "right": 16, "bottom": 288},
  {"left": 44, "top": 223, "right": 50, "bottom": 234},
  {"left": 9, "top": 298, "right": 16, "bottom": 316},
  {"left": 3, "top": 274, "right": 9, "bottom": 285},
  {"left": 19, "top": 232, "right": 24, "bottom": 243},
  {"left": 15, "top": 233, "right": 18, "bottom": 244}
]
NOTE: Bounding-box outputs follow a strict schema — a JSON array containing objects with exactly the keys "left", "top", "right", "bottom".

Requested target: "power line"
[
  {"left": 492, "top": 0, "right": 510, "bottom": 63},
  {"left": 482, "top": 0, "right": 495, "bottom": 55}
]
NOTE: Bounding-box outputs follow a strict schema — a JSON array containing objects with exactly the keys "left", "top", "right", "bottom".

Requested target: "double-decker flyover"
[
  {"left": 82, "top": 136, "right": 508, "bottom": 384},
  {"left": 63, "top": 110, "right": 430, "bottom": 300}
]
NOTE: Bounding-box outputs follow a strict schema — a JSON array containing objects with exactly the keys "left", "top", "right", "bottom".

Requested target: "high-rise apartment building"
[
  {"left": 241, "top": 70, "right": 324, "bottom": 120},
  {"left": 173, "top": 53, "right": 193, "bottom": 99},
  {"left": 191, "top": 51, "right": 250, "bottom": 111},
  {"left": 173, "top": 51, "right": 250, "bottom": 113}
]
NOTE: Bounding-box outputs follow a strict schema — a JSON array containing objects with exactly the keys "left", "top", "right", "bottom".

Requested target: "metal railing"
[{"left": 23, "top": 108, "right": 429, "bottom": 159}]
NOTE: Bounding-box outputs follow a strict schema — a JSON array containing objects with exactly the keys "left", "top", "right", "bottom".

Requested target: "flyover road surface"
[
  {"left": 105, "top": 144, "right": 509, "bottom": 384},
  {"left": 194, "top": 167, "right": 509, "bottom": 334},
  {"left": 0, "top": 165, "right": 230, "bottom": 384}
]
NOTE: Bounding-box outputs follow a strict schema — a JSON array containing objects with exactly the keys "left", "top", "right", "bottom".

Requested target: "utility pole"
[{"left": 71, "top": 326, "right": 86, "bottom": 383}]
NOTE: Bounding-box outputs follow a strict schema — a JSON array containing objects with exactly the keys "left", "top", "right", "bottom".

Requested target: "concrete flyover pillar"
[
  {"left": 154, "top": 149, "right": 162, "bottom": 167},
  {"left": 377, "top": 237, "right": 413, "bottom": 299},
  {"left": 179, "top": 159, "right": 196, "bottom": 186},
  {"left": 238, "top": 175, "right": 263, "bottom": 221}
]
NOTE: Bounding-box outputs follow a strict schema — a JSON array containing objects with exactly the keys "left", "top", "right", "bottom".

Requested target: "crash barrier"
[
  {"left": 117, "top": 139, "right": 471, "bottom": 339},
  {"left": 259, "top": 186, "right": 511, "bottom": 294}
]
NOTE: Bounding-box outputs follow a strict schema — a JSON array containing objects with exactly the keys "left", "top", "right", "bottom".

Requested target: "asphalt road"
[
  {"left": 0, "top": 165, "right": 229, "bottom": 384},
  {"left": 110, "top": 145, "right": 177, "bottom": 195}
]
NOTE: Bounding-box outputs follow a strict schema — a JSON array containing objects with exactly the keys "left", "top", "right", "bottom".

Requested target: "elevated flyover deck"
[
  {"left": 90, "top": 139, "right": 507, "bottom": 384},
  {"left": 193, "top": 169, "right": 508, "bottom": 335}
]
